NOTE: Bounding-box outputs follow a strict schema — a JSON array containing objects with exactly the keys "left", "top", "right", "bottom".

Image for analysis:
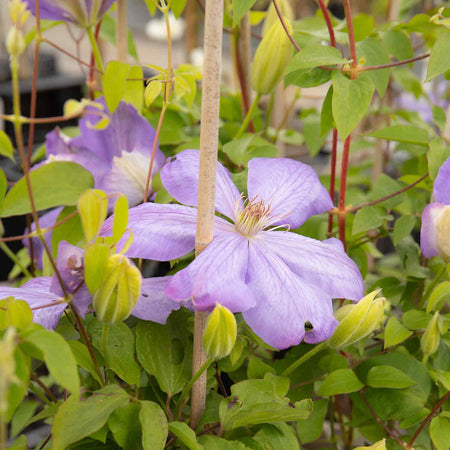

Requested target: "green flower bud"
[
  {"left": 328, "top": 290, "right": 386, "bottom": 349},
  {"left": 262, "top": 0, "right": 294, "bottom": 36},
  {"left": 202, "top": 304, "right": 237, "bottom": 360},
  {"left": 0, "top": 298, "right": 33, "bottom": 330},
  {"left": 421, "top": 312, "right": 443, "bottom": 361},
  {"left": 6, "top": 27, "right": 26, "bottom": 57},
  {"left": 93, "top": 254, "right": 142, "bottom": 324},
  {"left": 77, "top": 189, "right": 108, "bottom": 242},
  {"left": 0, "top": 328, "right": 17, "bottom": 414},
  {"left": 251, "top": 19, "right": 293, "bottom": 95},
  {"left": 436, "top": 206, "right": 450, "bottom": 262}
]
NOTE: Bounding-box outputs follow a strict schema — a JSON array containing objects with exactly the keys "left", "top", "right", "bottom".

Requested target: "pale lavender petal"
[
  {"left": 434, "top": 158, "right": 450, "bottom": 204},
  {"left": 259, "top": 232, "right": 364, "bottom": 300},
  {"left": 24, "top": 0, "right": 82, "bottom": 23},
  {"left": 165, "top": 232, "right": 256, "bottom": 313},
  {"left": 247, "top": 158, "right": 333, "bottom": 229},
  {"left": 242, "top": 241, "right": 338, "bottom": 350},
  {"left": 420, "top": 203, "right": 446, "bottom": 258},
  {"left": 101, "top": 202, "right": 233, "bottom": 261},
  {"left": 160, "top": 150, "right": 241, "bottom": 219},
  {"left": 132, "top": 277, "right": 181, "bottom": 324},
  {"left": 0, "top": 277, "right": 66, "bottom": 330}
]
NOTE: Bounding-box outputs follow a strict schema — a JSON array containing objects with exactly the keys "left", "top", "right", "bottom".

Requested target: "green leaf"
[
  {"left": 357, "top": 38, "right": 390, "bottom": 97},
  {"left": 7, "top": 348, "right": 30, "bottom": 421},
  {"left": 430, "top": 416, "right": 450, "bottom": 450},
  {"left": 428, "top": 139, "right": 450, "bottom": 180},
  {"left": 233, "top": 0, "right": 257, "bottom": 27},
  {"left": 253, "top": 423, "right": 300, "bottom": 450},
  {"left": 365, "top": 125, "right": 429, "bottom": 145},
  {"left": 124, "top": 65, "right": 144, "bottom": 111},
  {"left": 286, "top": 45, "right": 346, "bottom": 71},
  {"left": 366, "top": 365, "right": 417, "bottom": 389},
  {"left": 352, "top": 206, "right": 391, "bottom": 236},
  {"left": 297, "top": 398, "right": 328, "bottom": 444},
  {"left": 384, "top": 317, "right": 413, "bottom": 348},
  {"left": 103, "top": 61, "right": 130, "bottom": 113},
  {"left": 168, "top": 422, "right": 202, "bottom": 450},
  {"left": 285, "top": 67, "right": 331, "bottom": 88},
  {"left": 393, "top": 216, "right": 416, "bottom": 245},
  {"left": 0, "top": 169, "right": 7, "bottom": 207},
  {"left": 1, "top": 162, "right": 94, "bottom": 217},
  {"left": 99, "top": 14, "right": 138, "bottom": 60},
  {"left": 426, "top": 32, "right": 450, "bottom": 81},
  {"left": 198, "top": 436, "right": 247, "bottom": 449},
  {"left": 52, "top": 385, "right": 129, "bottom": 449},
  {"left": 426, "top": 281, "right": 450, "bottom": 313},
  {"left": 51, "top": 206, "right": 84, "bottom": 256},
  {"left": 25, "top": 327, "right": 80, "bottom": 397},
  {"left": 382, "top": 30, "right": 413, "bottom": 61},
  {"left": 371, "top": 174, "right": 405, "bottom": 210},
  {"left": 10, "top": 400, "right": 38, "bottom": 438},
  {"left": 350, "top": 13, "right": 374, "bottom": 42},
  {"left": 332, "top": 71, "right": 374, "bottom": 139},
  {"left": 108, "top": 403, "right": 142, "bottom": 450},
  {"left": 68, "top": 340, "right": 103, "bottom": 385},
  {"left": 222, "top": 135, "right": 279, "bottom": 167},
  {"left": 320, "top": 86, "right": 334, "bottom": 137},
  {"left": 88, "top": 321, "right": 141, "bottom": 386},
  {"left": 303, "top": 110, "right": 326, "bottom": 156},
  {"left": 8, "top": 435, "right": 27, "bottom": 450},
  {"left": 136, "top": 312, "right": 191, "bottom": 395},
  {"left": 219, "top": 376, "right": 312, "bottom": 430},
  {"left": 0, "top": 130, "right": 15, "bottom": 161},
  {"left": 140, "top": 401, "right": 168, "bottom": 450},
  {"left": 317, "top": 369, "right": 364, "bottom": 396},
  {"left": 171, "top": 0, "right": 187, "bottom": 18}
]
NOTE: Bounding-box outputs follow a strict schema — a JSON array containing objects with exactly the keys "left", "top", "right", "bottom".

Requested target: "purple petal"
[
  {"left": 101, "top": 202, "right": 233, "bottom": 261},
  {"left": 160, "top": 150, "right": 241, "bottom": 219},
  {"left": 258, "top": 232, "right": 364, "bottom": 300},
  {"left": 247, "top": 158, "right": 333, "bottom": 229},
  {"left": 420, "top": 203, "right": 446, "bottom": 258},
  {"left": 165, "top": 232, "right": 256, "bottom": 313},
  {"left": 0, "top": 277, "right": 66, "bottom": 330},
  {"left": 132, "top": 277, "right": 181, "bottom": 323},
  {"left": 434, "top": 158, "right": 450, "bottom": 204},
  {"left": 24, "top": 0, "right": 82, "bottom": 23},
  {"left": 242, "top": 240, "right": 338, "bottom": 350}
]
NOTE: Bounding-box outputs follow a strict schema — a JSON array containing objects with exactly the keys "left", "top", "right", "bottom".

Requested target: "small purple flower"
[
  {"left": 421, "top": 157, "right": 450, "bottom": 260},
  {"left": 102, "top": 150, "right": 364, "bottom": 349},
  {"left": 0, "top": 241, "right": 179, "bottom": 329},
  {"left": 24, "top": 0, "right": 115, "bottom": 27}
]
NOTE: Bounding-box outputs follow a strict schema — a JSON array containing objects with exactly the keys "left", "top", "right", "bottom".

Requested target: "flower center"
[{"left": 235, "top": 195, "right": 277, "bottom": 237}]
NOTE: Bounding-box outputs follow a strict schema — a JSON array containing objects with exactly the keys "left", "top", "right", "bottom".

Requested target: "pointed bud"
[
  {"left": 6, "top": 27, "right": 25, "bottom": 57},
  {"left": 202, "top": 304, "right": 237, "bottom": 360},
  {"left": 328, "top": 290, "right": 386, "bottom": 349},
  {"left": 262, "top": 0, "right": 294, "bottom": 36},
  {"left": 0, "top": 328, "right": 17, "bottom": 414},
  {"left": 251, "top": 19, "right": 293, "bottom": 95},
  {"left": 77, "top": 189, "right": 108, "bottom": 242},
  {"left": 93, "top": 254, "right": 142, "bottom": 324},
  {"left": 421, "top": 312, "right": 442, "bottom": 361},
  {"left": 436, "top": 206, "right": 450, "bottom": 262}
]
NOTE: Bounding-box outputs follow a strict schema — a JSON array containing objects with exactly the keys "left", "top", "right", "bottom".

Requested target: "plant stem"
[
  {"left": 116, "top": 0, "right": 128, "bottom": 62},
  {"left": 235, "top": 94, "right": 260, "bottom": 139},
  {"left": 338, "top": 135, "right": 352, "bottom": 246},
  {"left": 343, "top": 0, "right": 357, "bottom": 76},
  {"left": 163, "top": 6, "right": 173, "bottom": 102},
  {"left": 191, "top": 0, "right": 224, "bottom": 429},
  {"left": 0, "top": 412, "right": 6, "bottom": 450},
  {"left": 359, "top": 53, "right": 430, "bottom": 71},
  {"left": 86, "top": 26, "right": 104, "bottom": 72},
  {"left": 282, "top": 342, "right": 326, "bottom": 376},
  {"left": 327, "top": 129, "right": 338, "bottom": 234},
  {"left": 0, "top": 242, "right": 32, "bottom": 278},
  {"left": 315, "top": 0, "right": 336, "bottom": 47},
  {"left": 272, "top": 0, "right": 301, "bottom": 52},
  {"left": 102, "top": 322, "right": 110, "bottom": 382}
]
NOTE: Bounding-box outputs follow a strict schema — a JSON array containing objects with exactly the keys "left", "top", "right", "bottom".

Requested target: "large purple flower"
[
  {"left": 421, "top": 157, "right": 450, "bottom": 261},
  {"left": 24, "top": 0, "right": 115, "bottom": 27},
  {"left": 102, "top": 150, "right": 364, "bottom": 349},
  {"left": 0, "top": 241, "right": 179, "bottom": 329}
]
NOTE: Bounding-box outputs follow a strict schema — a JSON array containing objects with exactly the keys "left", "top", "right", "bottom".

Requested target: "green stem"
[
  {"left": 176, "top": 357, "right": 213, "bottom": 416},
  {"left": 86, "top": 26, "right": 104, "bottom": 72},
  {"left": 102, "top": 322, "right": 110, "bottom": 384},
  {"left": 0, "top": 412, "right": 6, "bottom": 450},
  {"left": 234, "top": 94, "right": 260, "bottom": 139},
  {"left": 420, "top": 264, "right": 448, "bottom": 309},
  {"left": 264, "top": 92, "right": 275, "bottom": 135},
  {"left": 282, "top": 342, "right": 327, "bottom": 376},
  {"left": 162, "top": 7, "right": 173, "bottom": 102},
  {"left": 0, "top": 241, "right": 32, "bottom": 278}
]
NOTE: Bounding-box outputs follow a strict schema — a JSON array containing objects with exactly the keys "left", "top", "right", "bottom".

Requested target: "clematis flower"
[
  {"left": 102, "top": 150, "right": 364, "bottom": 350},
  {"left": 0, "top": 241, "right": 180, "bottom": 329},
  {"left": 421, "top": 157, "right": 450, "bottom": 261},
  {"left": 24, "top": 0, "right": 115, "bottom": 28}
]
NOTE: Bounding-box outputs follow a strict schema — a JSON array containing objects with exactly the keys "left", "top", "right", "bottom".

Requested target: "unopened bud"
[
  {"left": 0, "top": 328, "right": 17, "bottom": 414},
  {"left": 421, "top": 312, "right": 443, "bottom": 361},
  {"left": 8, "top": 0, "right": 30, "bottom": 27},
  {"left": 436, "top": 206, "right": 450, "bottom": 262},
  {"left": 328, "top": 290, "right": 386, "bottom": 349},
  {"left": 262, "top": 0, "right": 294, "bottom": 36},
  {"left": 6, "top": 27, "right": 26, "bottom": 57},
  {"left": 251, "top": 19, "right": 293, "bottom": 95},
  {"left": 202, "top": 304, "right": 237, "bottom": 360},
  {"left": 77, "top": 189, "right": 108, "bottom": 242},
  {"left": 0, "top": 298, "right": 33, "bottom": 330},
  {"left": 93, "top": 254, "right": 142, "bottom": 324}
]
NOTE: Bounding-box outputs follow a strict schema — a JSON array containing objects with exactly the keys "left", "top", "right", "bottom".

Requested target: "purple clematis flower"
[
  {"left": 421, "top": 157, "right": 450, "bottom": 261},
  {"left": 0, "top": 241, "right": 179, "bottom": 329},
  {"left": 24, "top": 0, "right": 116, "bottom": 27},
  {"left": 102, "top": 150, "right": 364, "bottom": 350}
]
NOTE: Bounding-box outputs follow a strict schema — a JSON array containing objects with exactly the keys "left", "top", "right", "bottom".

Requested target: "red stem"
[
  {"left": 327, "top": 128, "right": 338, "bottom": 234},
  {"left": 272, "top": 0, "right": 301, "bottom": 52},
  {"left": 359, "top": 53, "right": 430, "bottom": 71},
  {"left": 88, "top": 22, "right": 102, "bottom": 100},
  {"left": 315, "top": 0, "right": 336, "bottom": 47},
  {"left": 338, "top": 135, "right": 351, "bottom": 246},
  {"left": 343, "top": 0, "right": 357, "bottom": 75}
]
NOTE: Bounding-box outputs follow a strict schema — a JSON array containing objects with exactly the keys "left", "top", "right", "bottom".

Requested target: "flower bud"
[
  {"left": 251, "top": 19, "right": 293, "bottom": 95},
  {"left": 77, "top": 189, "right": 108, "bottom": 242},
  {"left": 202, "top": 304, "right": 237, "bottom": 360},
  {"left": 421, "top": 312, "right": 443, "bottom": 361},
  {"left": 436, "top": 206, "right": 450, "bottom": 261},
  {"left": 6, "top": 27, "right": 26, "bottom": 57},
  {"left": 93, "top": 254, "right": 142, "bottom": 324},
  {"left": 0, "top": 298, "right": 33, "bottom": 330},
  {"left": 328, "top": 290, "right": 386, "bottom": 349},
  {"left": 262, "top": 0, "right": 294, "bottom": 36},
  {"left": 0, "top": 328, "right": 17, "bottom": 415}
]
